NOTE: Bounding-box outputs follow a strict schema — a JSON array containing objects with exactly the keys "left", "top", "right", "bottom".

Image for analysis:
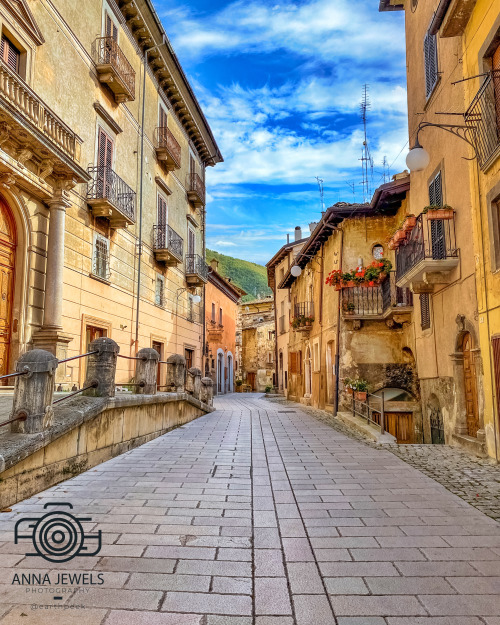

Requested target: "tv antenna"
[
  {"left": 316, "top": 176, "right": 325, "bottom": 212},
  {"left": 359, "top": 85, "right": 374, "bottom": 203},
  {"left": 382, "top": 156, "right": 390, "bottom": 183}
]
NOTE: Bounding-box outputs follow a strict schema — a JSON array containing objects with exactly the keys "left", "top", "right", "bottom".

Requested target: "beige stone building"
[
  {"left": 236, "top": 296, "right": 275, "bottom": 392},
  {"left": 0, "top": 0, "right": 221, "bottom": 388},
  {"left": 266, "top": 226, "right": 309, "bottom": 394}
]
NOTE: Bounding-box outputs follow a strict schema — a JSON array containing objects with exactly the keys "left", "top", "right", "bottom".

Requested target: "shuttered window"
[
  {"left": 429, "top": 171, "right": 443, "bottom": 206},
  {"left": 159, "top": 105, "right": 168, "bottom": 129},
  {"left": 1, "top": 35, "right": 20, "bottom": 73},
  {"left": 424, "top": 30, "right": 438, "bottom": 98},
  {"left": 97, "top": 127, "right": 113, "bottom": 169},
  {"left": 157, "top": 194, "right": 167, "bottom": 226},
  {"left": 420, "top": 293, "right": 431, "bottom": 330},
  {"left": 105, "top": 13, "right": 118, "bottom": 40},
  {"left": 211, "top": 303, "right": 216, "bottom": 322},
  {"left": 92, "top": 233, "right": 110, "bottom": 280},
  {"left": 492, "top": 337, "right": 500, "bottom": 428},
  {"left": 289, "top": 352, "right": 298, "bottom": 374}
]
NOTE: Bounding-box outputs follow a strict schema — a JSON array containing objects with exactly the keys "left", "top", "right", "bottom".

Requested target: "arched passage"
[
  {"left": 217, "top": 349, "right": 225, "bottom": 395},
  {"left": 0, "top": 196, "right": 16, "bottom": 380},
  {"left": 227, "top": 351, "right": 234, "bottom": 393}
]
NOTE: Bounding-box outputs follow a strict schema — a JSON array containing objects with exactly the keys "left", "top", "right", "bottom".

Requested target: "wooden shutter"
[
  {"left": 189, "top": 154, "right": 195, "bottom": 174},
  {"left": 1, "top": 36, "right": 20, "bottom": 73},
  {"left": 159, "top": 105, "right": 168, "bottom": 129},
  {"left": 492, "top": 336, "right": 500, "bottom": 428},
  {"left": 424, "top": 31, "right": 438, "bottom": 97},
  {"left": 188, "top": 228, "right": 195, "bottom": 256},
  {"left": 212, "top": 303, "right": 215, "bottom": 321},
  {"left": 105, "top": 14, "right": 118, "bottom": 40},
  {"left": 420, "top": 293, "right": 430, "bottom": 330},
  {"left": 289, "top": 352, "right": 297, "bottom": 374},
  {"left": 428, "top": 171, "right": 443, "bottom": 206},
  {"left": 157, "top": 194, "right": 167, "bottom": 226},
  {"left": 98, "top": 128, "right": 113, "bottom": 169}
]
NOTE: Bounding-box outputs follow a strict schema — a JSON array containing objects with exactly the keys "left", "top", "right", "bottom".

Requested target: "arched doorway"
[
  {"left": 304, "top": 346, "right": 312, "bottom": 397},
  {"left": 462, "top": 332, "right": 480, "bottom": 437},
  {"left": 0, "top": 196, "right": 16, "bottom": 381},
  {"left": 217, "top": 351, "right": 224, "bottom": 394},
  {"left": 227, "top": 352, "right": 233, "bottom": 393}
]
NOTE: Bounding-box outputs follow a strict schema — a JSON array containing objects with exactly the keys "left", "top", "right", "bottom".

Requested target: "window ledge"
[
  {"left": 423, "top": 76, "right": 442, "bottom": 111},
  {"left": 89, "top": 272, "right": 111, "bottom": 285}
]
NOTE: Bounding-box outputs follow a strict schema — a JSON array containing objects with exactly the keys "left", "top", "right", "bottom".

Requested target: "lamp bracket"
[{"left": 415, "top": 121, "right": 477, "bottom": 159}]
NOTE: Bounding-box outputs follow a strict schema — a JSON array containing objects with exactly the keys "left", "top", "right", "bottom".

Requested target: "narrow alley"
[{"left": 1, "top": 394, "right": 499, "bottom": 624}]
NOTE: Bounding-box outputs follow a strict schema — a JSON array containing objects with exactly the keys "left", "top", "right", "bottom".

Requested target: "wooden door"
[
  {"left": 0, "top": 197, "right": 15, "bottom": 383},
  {"left": 247, "top": 372, "right": 256, "bottom": 390},
  {"left": 462, "top": 332, "right": 480, "bottom": 437},
  {"left": 492, "top": 336, "right": 500, "bottom": 435},
  {"left": 152, "top": 340, "right": 162, "bottom": 386},
  {"left": 385, "top": 412, "right": 413, "bottom": 444}
]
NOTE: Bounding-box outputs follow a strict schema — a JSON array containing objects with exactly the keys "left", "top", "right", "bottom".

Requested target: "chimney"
[
  {"left": 294, "top": 226, "right": 302, "bottom": 241},
  {"left": 309, "top": 222, "right": 318, "bottom": 233},
  {"left": 210, "top": 259, "right": 219, "bottom": 272},
  {"left": 287, "top": 233, "right": 290, "bottom": 244}
]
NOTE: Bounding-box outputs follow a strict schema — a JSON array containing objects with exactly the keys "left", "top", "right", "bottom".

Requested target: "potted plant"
[
  {"left": 354, "top": 379, "right": 368, "bottom": 402},
  {"left": 235, "top": 379, "right": 243, "bottom": 393},
  {"left": 344, "top": 302, "right": 356, "bottom": 315},
  {"left": 344, "top": 377, "right": 355, "bottom": 395},
  {"left": 423, "top": 205, "right": 454, "bottom": 220},
  {"left": 403, "top": 214, "right": 417, "bottom": 232},
  {"left": 325, "top": 269, "right": 343, "bottom": 290},
  {"left": 303, "top": 316, "right": 314, "bottom": 327},
  {"left": 394, "top": 228, "right": 406, "bottom": 244}
]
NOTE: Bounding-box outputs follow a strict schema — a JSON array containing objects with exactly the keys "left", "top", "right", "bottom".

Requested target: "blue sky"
[{"left": 155, "top": 0, "right": 408, "bottom": 264}]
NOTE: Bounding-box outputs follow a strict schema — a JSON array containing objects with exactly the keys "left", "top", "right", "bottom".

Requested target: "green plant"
[
  {"left": 353, "top": 379, "right": 368, "bottom": 392},
  {"left": 346, "top": 302, "right": 355, "bottom": 311},
  {"left": 303, "top": 316, "right": 315, "bottom": 324},
  {"left": 235, "top": 379, "right": 243, "bottom": 387},
  {"left": 265, "top": 385, "right": 273, "bottom": 393},
  {"left": 422, "top": 204, "right": 452, "bottom": 213}
]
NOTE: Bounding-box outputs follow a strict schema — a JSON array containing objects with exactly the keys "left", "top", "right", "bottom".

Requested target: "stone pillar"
[
  {"left": 83, "top": 337, "right": 119, "bottom": 398},
  {"left": 32, "top": 182, "right": 74, "bottom": 375},
  {"left": 201, "top": 377, "right": 214, "bottom": 406},
  {"left": 166, "top": 355, "right": 186, "bottom": 393},
  {"left": 10, "top": 349, "right": 58, "bottom": 433},
  {"left": 186, "top": 367, "right": 201, "bottom": 399},
  {"left": 450, "top": 352, "right": 468, "bottom": 435},
  {"left": 135, "top": 348, "right": 159, "bottom": 395}
]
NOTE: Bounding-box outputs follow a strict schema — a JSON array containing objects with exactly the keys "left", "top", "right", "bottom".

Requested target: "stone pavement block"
[
  {"left": 211, "top": 576, "right": 252, "bottom": 595},
  {"left": 337, "top": 618, "right": 386, "bottom": 625},
  {"left": 311, "top": 537, "right": 378, "bottom": 548},
  {"left": 207, "top": 618, "right": 252, "bottom": 625},
  {"left": 105, "top": 610, "right": 202, "bottom": 625},
  {"left": 293, "top": 594, "right": 336, "bottom": 625},
  {"left": 387, "top": 619, "right": 484, "bottom": 625},
  {"left": 395, "top": 561, "right": 481, "bottom": 576},
  {"left": 255, "top": 548, "right": 285, "bottom": 576},
  {"left": 156, "top": 524, "right": 220, "bottom": 535},
  {"left": 419, "top": 594, "right": 500, "bottom": 616},
  {"left": 255, "top": 618, "right": 294, "bottom": 625},
  {"left": 282, "top": 537, "right": 315, "bottom": 561},
  {"left": 324, "top": 577, "right": 369, "bottom": 595},
  {"left": 126, "top": 573, "right": 211, "bottom": 591},
  {"left": 175, "top": 560, "right": 252, "bottom": 577},
  {"left": 279, "top": 519, "right": 307, "bottom": 537},
  {"left": 351, "top": 548, "right": 425, "bottom": 561},
  {"left": 66, "top": 588, "right": 163, "bottom": 610},
  {"left": 365, "top": 576, "right": 455, "bottom": 595},
  {"left": 446, "top": 576, "right": 500, "bottom": 594},
  {"left": 421, "top": 547, "right": 500, "bottom": 560},
  {"left": 287, "top": 562, "right": 324, "bottom": 594},
  {"left": 95, "top": 557, "right": 176, "bottom": 573},
  {"left": 255, "top": 577, "right": 292, "bottom": 615},
  {"left": 329, "top": 595, "right": 427, "bottom": 616},
  {"left": 470, "top": 561, "right": 500, "bottom": 575},
  {"left": 161, "top": 591, "right": 252, "bottom": 615},
  {"left": 144, "top": 546, "right": 216, "bottom": 559},
  {"left": 254, "top": 528, "right": 281, "bottom": 548},
  {"left": 0, "top": 606, "right": 107, "bottom": 624}
]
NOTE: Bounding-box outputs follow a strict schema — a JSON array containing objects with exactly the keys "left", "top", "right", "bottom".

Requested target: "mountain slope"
[{"left": 206, "top": 249, "right": 272, "bottom": 303}]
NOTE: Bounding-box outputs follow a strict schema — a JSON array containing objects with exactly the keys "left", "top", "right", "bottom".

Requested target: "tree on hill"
[{"left": 206, "top": 249, "right": 272, "bottom": 303}]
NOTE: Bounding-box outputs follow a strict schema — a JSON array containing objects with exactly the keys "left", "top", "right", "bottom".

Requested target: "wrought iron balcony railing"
[
  {"left": 0, "top": 60, "right": 86, "bottom": 180},
  {"left": 185, "top": 253, "right": 208, "bottom": 284},
  {"left": 187, "top": 172, "right": 206, "bottom": 207},
  {"left": 395, "top": 212, "right": 458, "bottom": 285},
  {"left": 465, "top": 70, "right": 500, "bottom": 169},
  {"left": 154, "top": 126, "right": 181, "bottom": 170},
  {"left": 153, "top": 224, "right": 183, "bottom": 264},
  {"left": 342, "top": 273, "right": 412, "bottom": 318},
  {"left": 294, "top": 302, "right": 314, "bottom": 318},
  {"left": 87, "top": 165, "right": 136, "bottom": 225},
  {"left": 92, "top": 36, "right": 136, "bottom": 102}
]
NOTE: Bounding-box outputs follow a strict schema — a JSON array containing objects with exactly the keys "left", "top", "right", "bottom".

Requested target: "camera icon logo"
[{"left": 14, "top": 502, "right": 102, "bottom": 563}]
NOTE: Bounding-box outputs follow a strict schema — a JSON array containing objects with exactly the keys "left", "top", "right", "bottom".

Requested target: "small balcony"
[
  {"left": 291, "top": 302, "right": 314, "bottom": 333},
  {"left": 87, "top": 165, "right": 136, "bottom": 227},
  {"left": 0, "top": 60, "right": 87, "bottom": 185},
  {"left": 185, "top": 253, "right": 208, "bottom": 286},
  {"left": 153, "top": 224, "right": 183, "bottom": 266},
  {"left": 92, "top": 37, "right": 136, "bottom": 103},
  {"left": 207, "top": 320, "right": 224, "bottom": 341},
  {"left": 187, "top": 172, "right": 205, "bottom": 208},
  {"left": 395, "top": 212, "right": 459, "bottom": 291},
  {"left": 342, "top": 273, "right": 413, "bottom": 322},
  {"left": 465, "top": 70, "right": 500, "bottom": 169},
  {"left": 154, "top": 127, "right": 181, "bottom": 171}
]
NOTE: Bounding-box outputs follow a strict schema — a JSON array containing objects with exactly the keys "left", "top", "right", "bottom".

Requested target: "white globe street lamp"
[
  {"left": 192, "top": 294, "right": 202, "bottom": 304},
  {"left": 406, "top": 143, "right": 430, "bottom": 172},
  {"left": 291, "top": 265, "right": 302, "bottom": 277}
]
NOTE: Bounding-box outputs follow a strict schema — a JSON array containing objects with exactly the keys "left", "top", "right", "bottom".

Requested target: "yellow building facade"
[{"left": 0, "top": 0, "right": 221, "bottom": 388}]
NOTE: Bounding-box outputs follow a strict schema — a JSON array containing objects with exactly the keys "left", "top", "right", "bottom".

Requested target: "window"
[
  {"left": 313, "top": 340, "right": 320, "bottom": 372},
  {"left": 105, "top": 12, "right": 118, "bottom": 40},
  {"left": 429, "top": 171, "right": 443, "bottom": 206},
  {"left": 372, "top": 244, "right": 384, "bottom": 260},
  {"left": 490, "top": 198, "right": 500, "bottom": 270},
  {"left": 155, "top": 273, "right": 165, "bottom": 307},
  {"left": 219, "top": 307, "right": 223, "bottom": 325},
  {"left": 185, "top": 348, "right": 194, "bottom": 371},
  {"left": 268, "top": 331, "right": 274, "bottom": 340},
  {"left": 420, "top": 293, "right": 431, "bottom": 330},
  {"left": 211, "top": 302, "right": 216, "bottom": 322},
  {"left": 428, "top": 171, "right": 446, "bottom": 260},
  {"left": 157, "top": 194, "right": 168, "bottom": 225},
  {"left": 424, "top": 29, "right": 439, "bottom": 98},
  {"left": 92, "top": 233, "right": 110, "bottom": 280},
  {"left": 492, "top": 337, "right": 500, "bottom": 425},
  {"left": 187, "top": 294, "right": 194, "bottom": 322},
  {"left": 159, "top": 104, "right": 167, "bottom": 129},
  {"left": 1, "top": 35, "right": 20, "bottom": 73}
]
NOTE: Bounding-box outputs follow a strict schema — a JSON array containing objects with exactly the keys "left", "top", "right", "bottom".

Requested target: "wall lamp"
[
  {"left": 406, "top": 121, "right": 476, "bottom": 172},
  {"left": 290, "top": 254, "right": 322, "bottom": 278}
]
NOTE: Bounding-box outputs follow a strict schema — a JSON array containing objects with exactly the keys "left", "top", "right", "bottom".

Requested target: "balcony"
[
  {"left": 465, "top": 70, "right": 500, "bottom": 170},
  {"left": 291, "top": 302, "right": 314, "bottom": 333},
  {"left": 153, "top": 224, "right": 183, "bottom": 266},
  {"left": 187, "top": 172, "right": 205, "bottom": 208},
  {"left": 207, "top": 320, "right": 224, "bottom": 341},
  {"left": 92, "top": 37, "right": 135, "bottom": 103},
  {"left": 342, "top": 273, "right": 413, "bottom": 323},
  {"left": 0, "top": 61, "right": 87, "bottom": 186},
  {"left": 87, "top": 165, "right": 136, "bottom": 227},
  {"left": 279, "top": 315, "right": 286, "bottom": 334},
  {"left": 154, "top": 127, "right": 181, "bottom": 171},
  {"left": 395, "top": 212, "right": 459, "bottom": 291},
  {"left": 185, "top": 253, "right": 208, "bottom": 286}
]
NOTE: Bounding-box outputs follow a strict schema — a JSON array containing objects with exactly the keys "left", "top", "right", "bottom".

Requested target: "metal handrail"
[
  {"left": 52, "top": 382, "right": 98, "bottom": 405},
  {"left": 187, "top": 172, "right": 206, "bottom": 205},
  {"left": 91, "top": 36, "right": 136, "bottom": 98},
  {"left": 351, "top": 391, "right": 385, "bottom": 434},
  {"left": 58, "top": 351, "right": 98, "bottom": 365},
  {"left": 153, "top": 224, "right": 183, "bottom": 259},
  {"left": 87, "top": 165, "right": 136, "bottom": 222},
  {"left": 154, "top": 126, "right": 181, "bottom": 167},
  {"left": 464, "top": 70, "right": 500, "bottom": 168},
  {"left": 0, "top": 413, "right": 27, "bottom": 428},
  {"left": 117, "top": 354, "right": 148, "bottom": 361},
  {"left": 185, "top": 254, "right": 208, "bottom": 280},
  {"left": 0, "top": 368, "right": 29, "bottom": 381}
]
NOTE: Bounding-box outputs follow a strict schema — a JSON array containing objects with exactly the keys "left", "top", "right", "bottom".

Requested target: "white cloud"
[{"left": 214, "top": 240, "right": 237, "bottom": 247}]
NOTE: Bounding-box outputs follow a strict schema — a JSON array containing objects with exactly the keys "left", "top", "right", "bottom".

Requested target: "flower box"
[
  {"left": 355, "top": 391, "right": 367, "bottom": 402},
  {"left": 403, "top": 215, "right": 417, "bottom": 232},
  {"left": 394, "top": 229, "right": 406, "bottom": 243},
  {"left": 427, "top": 208, "right": 454, "bottom": 220}
]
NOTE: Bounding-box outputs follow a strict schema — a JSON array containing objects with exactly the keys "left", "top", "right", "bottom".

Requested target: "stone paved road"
[{"left": 1, "top": 393, "right": 500, "bottom": 624}]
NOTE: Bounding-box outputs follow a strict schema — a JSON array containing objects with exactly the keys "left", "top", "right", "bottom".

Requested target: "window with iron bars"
[
  {"left": 92, "top": 233, "right": 110, "bottom": 280},
  {"left": 155, "top": 274, "right": 165, "bottom": 307},
  {"left": 420, "top": 293, "right": 431, "bottom": 330}
]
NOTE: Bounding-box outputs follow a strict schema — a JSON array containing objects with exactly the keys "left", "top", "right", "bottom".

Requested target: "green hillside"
[{"left": 206, "top": 249, "right": 272, "bottom": 303}]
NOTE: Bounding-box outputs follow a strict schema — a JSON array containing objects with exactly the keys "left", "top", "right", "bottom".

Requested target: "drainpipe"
[
  {"left": 202, "top": 205, "right": 207, "bottom": 372},
  {"left": 333, "top": 225, "right": 344, "bottom": 416},
  {"left": 273, "top": 283, "right": 279, "bottom": 390}
]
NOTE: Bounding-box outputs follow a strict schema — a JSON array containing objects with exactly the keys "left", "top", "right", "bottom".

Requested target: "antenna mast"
[
  {"left": 316, "top": 176, "right": 325, "bottom": 212},
  {"left": 359, "top": 85, "right": 373, "bottom": 203}
]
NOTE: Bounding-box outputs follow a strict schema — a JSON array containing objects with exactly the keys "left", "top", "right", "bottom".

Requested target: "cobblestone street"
[{"left": 1, "top": 393, "right": 500, "bottom": 624}]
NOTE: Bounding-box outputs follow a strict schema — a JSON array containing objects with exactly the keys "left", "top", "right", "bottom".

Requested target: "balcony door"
[
  {"left": 97, "top": 127, "right": 113, "bottom": 199},
  {"left": 187, "top": 228, "right": 195, "bottom": 269},
  {"left": 157, "top": 194, "right": 167, "bottom": 247},
  {"left": 429, "top": 172, "right": 446, "bottom": 260}
]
